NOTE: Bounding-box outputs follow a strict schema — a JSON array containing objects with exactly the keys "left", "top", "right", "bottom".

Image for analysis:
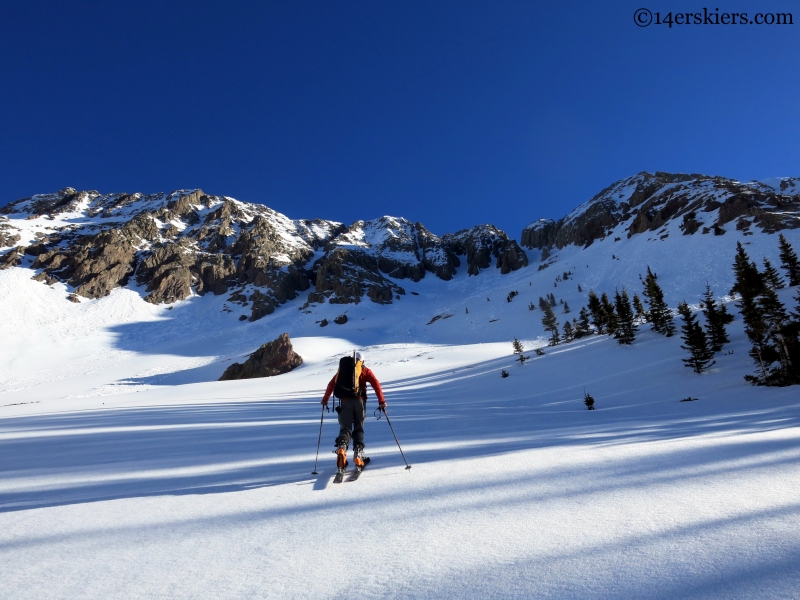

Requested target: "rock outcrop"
[
  {"left": 415, "top": 223, "right": 460, "bottom": 280},
  {"left": 443, "top": 225, "right": 528, "bottom": 276},
  {"left": 2, "top": 189, "right": 344, "bottom": 314},
  {"left": 218, "top": 333, "right": 303, "bottom": 380},
  {"left": 305, "top": 218, "right": 524, "bottom": 305},
  {"left": 521, "top": 172, "right": 800, "bottom": 254},
  {"left": 0, "top": 218, "right": 20, "bottom": 248}
]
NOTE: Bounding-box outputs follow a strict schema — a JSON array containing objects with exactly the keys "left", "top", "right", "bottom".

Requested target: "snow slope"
[{"left": 1, "top": 207, "right": 799, "bottom": 597}]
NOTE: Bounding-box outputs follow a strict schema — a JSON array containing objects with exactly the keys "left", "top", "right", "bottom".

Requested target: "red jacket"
[{"left": 323, "top": 365, "right": 385, "bottom": 404}]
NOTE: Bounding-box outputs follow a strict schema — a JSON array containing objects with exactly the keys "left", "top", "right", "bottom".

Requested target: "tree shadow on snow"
[{"left": 2, "top": 353, "right": 800, "bottom": 514}]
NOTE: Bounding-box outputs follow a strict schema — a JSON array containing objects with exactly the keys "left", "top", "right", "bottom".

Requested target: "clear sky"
[{"left": 1, "top": 1, "right": 798, "bottom": 237}]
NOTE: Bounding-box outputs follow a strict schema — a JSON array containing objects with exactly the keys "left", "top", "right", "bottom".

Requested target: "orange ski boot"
[{"left": 336, "top": 445, "right": 348, "bottom": 470}]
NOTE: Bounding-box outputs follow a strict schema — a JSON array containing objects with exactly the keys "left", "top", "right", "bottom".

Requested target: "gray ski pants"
[{"left": 335, "top": 397, "right": 366, "bottom": 449}]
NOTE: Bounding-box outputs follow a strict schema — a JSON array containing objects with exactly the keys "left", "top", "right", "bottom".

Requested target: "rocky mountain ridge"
[
  {"left": 0, "top": 188, "right": 527, "bottom": 321},
  {"left": 2, "top": 171, "right": 797, "bottom": 321},
  {"left": 522, "top": 172, "right": 800, "bottom": 255}
]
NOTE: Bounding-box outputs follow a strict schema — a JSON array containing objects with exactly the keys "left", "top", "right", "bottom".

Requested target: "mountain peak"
[{"left": 522, "top": 171, "right": 800, "bottom": 252}]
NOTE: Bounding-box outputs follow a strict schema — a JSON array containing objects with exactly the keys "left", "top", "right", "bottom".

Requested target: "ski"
[
  {"left": 333, "top": 468, "right": 346, "bottom": 484},
  {"left": 348, "top": 457, "right": 370, "bottom": 481}
]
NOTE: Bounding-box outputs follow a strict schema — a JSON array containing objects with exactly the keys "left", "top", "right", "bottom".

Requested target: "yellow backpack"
[{"left": 333, "top": 351, "right": 363, "bottom": 399}]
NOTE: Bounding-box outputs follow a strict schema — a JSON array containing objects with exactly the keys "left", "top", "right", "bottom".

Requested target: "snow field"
[
  {"left": 2, "top": 316, "right": 800, "bottom": 598},
  {"left": 1, "top": 222, "right": 800, "bottom": 597}
]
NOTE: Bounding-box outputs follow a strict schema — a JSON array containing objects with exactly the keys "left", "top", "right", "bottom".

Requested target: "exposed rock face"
[
  {"left": 1, "top": 184, "right": 538, "bottom": 314},
  {"left": 443, "top": 225, "right": 528, "bottom": 276},
  {"left": 415, "top": 223, "right": 460, "bottom": 280},
  {"left": 0, "top": 246, "right": 24, "bottom": 269},
  {"left": 333, "top": 314, "right": 348, "bottom": 324},
  {"left": 218, "top": 333, "right": 303, "bottom": 380},
  {"left": 521, "top": 172, "right": 800, "bottom": 253},
  {"left": 310, "top": 246, "right": 405, "bottom": 305},
  {"left": 31, "top": 228, "right": 139, "bottom": 298},
  {"left": 0, "top": 218, "right": 20, "bottom": 248},
  {"left": 2, "top": 189, "right": 344, "bottom": 314},
  {"left": 305, "top": 217, "right": 525, "bottom": 304}
]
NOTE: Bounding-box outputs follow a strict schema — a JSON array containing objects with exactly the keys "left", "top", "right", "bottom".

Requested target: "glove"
[{"left": 378, "top": 402, "right": 387, "bottom": 412}]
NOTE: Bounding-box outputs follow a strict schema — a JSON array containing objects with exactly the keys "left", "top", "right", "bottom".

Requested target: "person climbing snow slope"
[{"left": 321, "top": 350, "right": 386, "bottom": 472}]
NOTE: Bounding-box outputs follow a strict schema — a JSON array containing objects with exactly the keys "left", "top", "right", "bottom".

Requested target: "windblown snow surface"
[{"left": 1, "top": 221, "right": 800, "bottom": 599}]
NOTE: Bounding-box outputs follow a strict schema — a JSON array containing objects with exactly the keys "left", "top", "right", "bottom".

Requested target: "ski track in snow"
[{"left": 1, "top": 225, "right": 800, "bottom": 598}]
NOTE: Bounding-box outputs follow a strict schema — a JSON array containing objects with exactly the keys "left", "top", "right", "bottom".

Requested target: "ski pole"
[
  {"left": 311, "top": 403, "right": 327, "bottom": 475},
  {"left": 379, "top": 406, "right": 412, "bottom": 470}
]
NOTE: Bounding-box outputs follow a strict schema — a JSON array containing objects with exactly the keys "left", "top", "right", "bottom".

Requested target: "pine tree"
[
  {"left": 512, "top": 338, "right": 528, "bottom": 363},
  {"left": 548, "top": 293, "right": 557, "bottom": 307},
  {"left": 740, "top": 292, "right": 773, "bottom": 384},
  {"left": 601, "top": 293, "right": 618, "bottom": 335},
  {"left": 778, "top": 233, "right": 800, "bottom": 287},
  {"left": 538, "top": 296, "right": 550, "bottom": 312},
  {"left": 578, "top": 284, "right": 583, "bottom": 293},
  {"left": 528, "top": 302, "right": 535, "bottom": 311},
  {"left": 575, "top": 306, "right": 593, "bottom": 338},
  {"left": 757, "top": 285, "right": 798, "bottom": 384},
  {"left": 587, "top": 290, "right": 606, "bottom": 334},
  {"left": 677, "top": 301, "right": 716, "bottom": 374},
  {"left": 730, "top": 242, "right": 764, "bottom": 301},
  {"left": 762, "top": 258, "right": 785, "bottom": 290},
  {"left": 583, "top": 391, "right": 595, "bottom": 410},
  {"left": 563, "top": 301, "right": 570, "bottom": 314},
  {"left": 699, "top": 284, "right": 733, "bottom": 352},
  {"left": 633, "top": 293, "right": 647, "bottom": 322},
  {"left": 640, "top": 266, "right": 675, "bottom": 336},
  {"left": 562, "top": 320, "right": 575, "bottom": 342},
  {"left": 541, "top": 303, "right": 560, "bottom": 346},
  {"left": 730, "top": 243, "right": 798, "bottom": 385},
  {"left": 613, "top": 289, "right": 637, "bottom": 344}
]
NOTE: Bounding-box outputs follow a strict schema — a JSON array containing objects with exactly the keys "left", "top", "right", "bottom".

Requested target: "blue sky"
[{"left": 1, "top": 1, "right": 798, "bottom": 236}]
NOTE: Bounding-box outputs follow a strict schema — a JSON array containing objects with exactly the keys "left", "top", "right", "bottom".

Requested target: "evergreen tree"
[
  {"left": 762, "top": 258, "right": 785, "bottom": 290},
  {"left": 601, "top": 292, "right": 618, "bottom": 335},
  {"left": 793, "top": 288, "right": 800, "bottom": 321},
  {"left": 587, "top": 290, "right": 606, "bottom": 334},
  {"left": 512, "top": 338, "right": 528, "bottom": 363},
  {"left": 538, "top": 296, "right": 550, "bottom": 312},
  {"left": 677, "top": 301, "right": 716, "bottom": 374},
  {"left": 757, "top": 285, "right": 798, "bottom": 384},
  {"left": 575, "top": 306, "right": 593, "bottom": 338},
  {"left": 730, "top": 243, "right": 799, "bottom": 385},
  {"left": 541, "top": 303, "right": 560, "bottom": 346},
  {"left": 633, "top": 293, "right": 647, "bottom": 322},
  {"left": 640, "top": 266, "right": 675, "bottom": 336},
  {"left": 730, "top": 242, "right": 764, "bottom": 300},
  {"left": 613, "top": 289, "right": 637, "bottom": 344},
  {"left": 778, "top": 233, "right": 800, "bottom": 287},
  {"left": 562, "top": 320, "right": 575, "bottom": 342},
  {"left": 699, "top": 284, "right": 733, "bottom": 352},
  {"left": 563, "top": 301, "right": 570, "bottom": 314},
  {"left": 577, "top": 284, "right": 583, "bottom": 293},
  {"left": 740, "top": 292, "right": 773, "bottom": 384},
  {"left": 528, "top": 301, "right": 535, "bottom": 311},
  {"left": 548, "top": 293, "right": 557, "bottom": 307}
]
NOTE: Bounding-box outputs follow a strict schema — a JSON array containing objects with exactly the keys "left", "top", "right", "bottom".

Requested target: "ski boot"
[
  {"left": 353, "top": 445, "right": 368, "bottom": 469},
  {"left": 333, "top": 443, "right": 349, "bottom": 483},
  {"left": 336, "top": 444, "right": 348, "bottom": 470}
]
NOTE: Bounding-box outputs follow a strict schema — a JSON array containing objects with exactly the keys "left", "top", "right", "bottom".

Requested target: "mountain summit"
[
  {"left": 0, "top": 189, "right": 527, "bottom": 320},
  {"left": 521, "top": 171, "right": 799, "bottom": 253}
]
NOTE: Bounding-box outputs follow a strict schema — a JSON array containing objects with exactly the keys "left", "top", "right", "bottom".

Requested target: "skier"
[{"left": 321, "top": 350, "right": 386, "bottom": 472}]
